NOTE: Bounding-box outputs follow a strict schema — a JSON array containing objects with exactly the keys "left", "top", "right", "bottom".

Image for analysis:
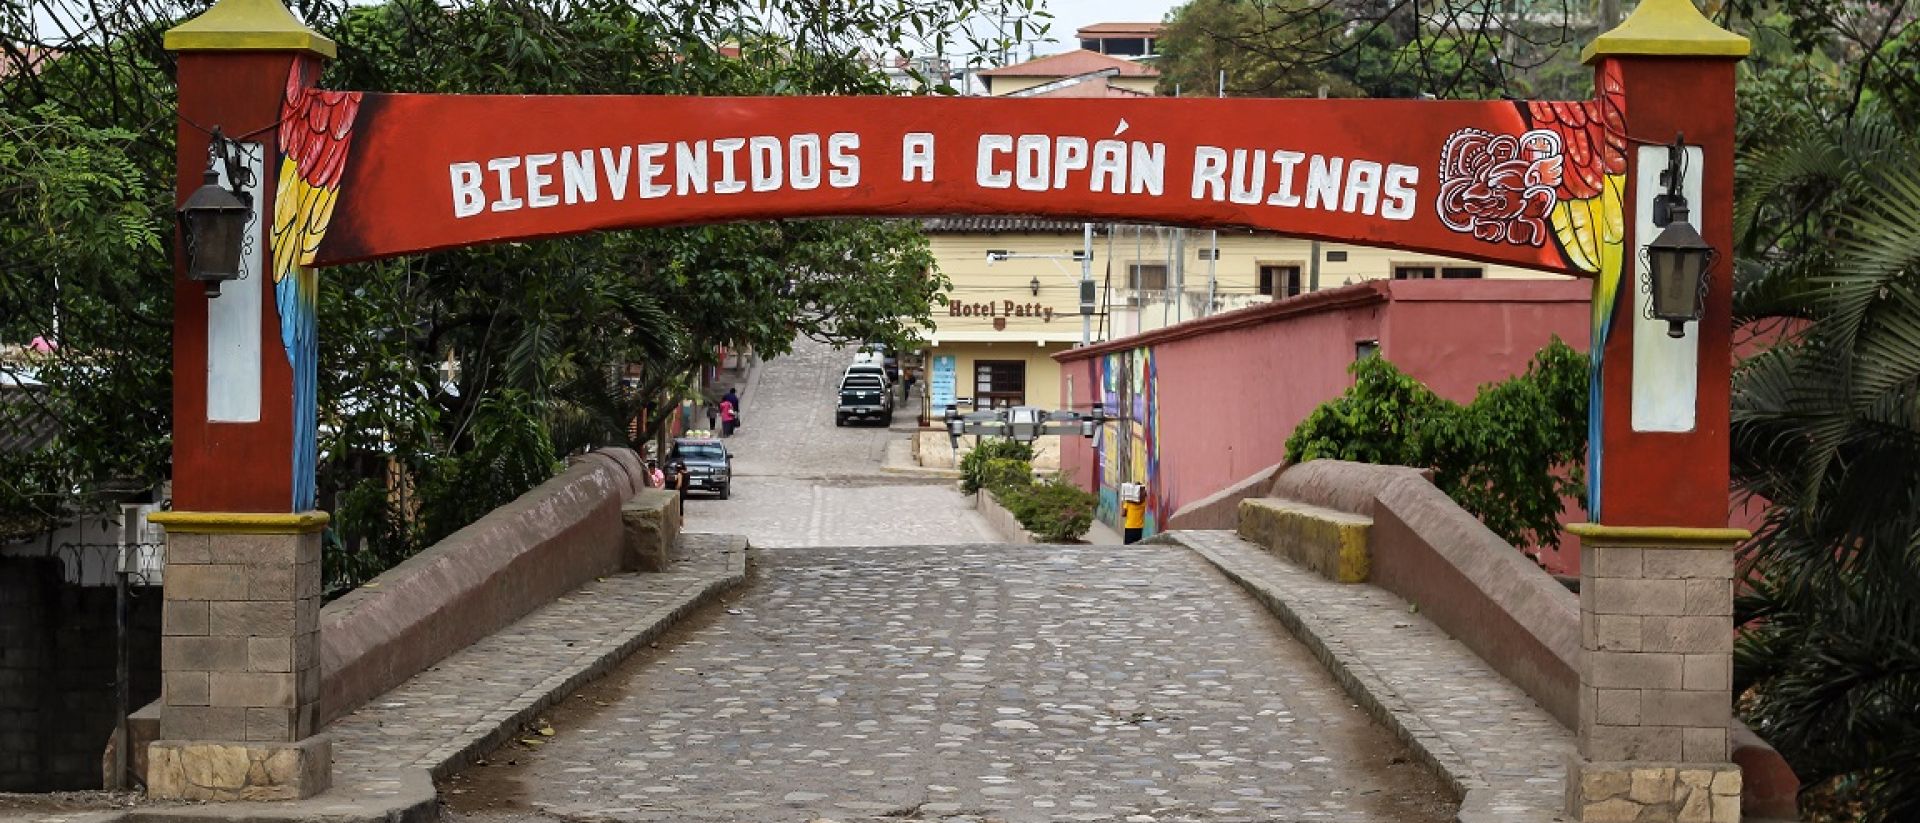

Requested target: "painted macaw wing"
[{"left": 270, "top": 84, "right": 361, "bottom": 284}]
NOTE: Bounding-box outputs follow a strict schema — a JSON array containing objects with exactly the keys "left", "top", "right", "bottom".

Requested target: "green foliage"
[
  {"left": 976, "top": 458, "right": 1033, "bottom": 493},
  {"left": 1729, "top": 97, "right": 1920, "bottom": 823},
  {"left": 1284, "top": 340, "right": 1587, "bottom": 554},
  {"left": 958, "top": 438, "right": 1036, "bottom": 494},
  {"left": 0, "top": 0, "right": 1042, "bottom": 588},
  {"left": 0, "top": 105, "right": 169, "bottom": 537},
  {"left": 1154, "top": 0, "right": 1585, "bottom": 101},
  {"left": 994, "top": 477, "right": 1098, "bottom": 543}
]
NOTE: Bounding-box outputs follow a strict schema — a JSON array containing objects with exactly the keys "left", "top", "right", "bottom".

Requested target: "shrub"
[
  {"left": 977, "top": 457, "right": 1033, "bottom": 492},
  {"left": 995, "top": 477, "right": 1098, "bottom": 543},
  {"left": 959, "top": 438, "right": 1036, "bottom": 493},
  {"left": 1284, "top": 338, "right": 1587, "bottom": 553}
]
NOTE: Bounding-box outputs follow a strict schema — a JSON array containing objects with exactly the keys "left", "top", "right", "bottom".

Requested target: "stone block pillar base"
[
  {"left": 147, "top": 735, "right": 332, "bottom": 801},
  {"left": 147, "top": 512, "right": 332, "bottom": 803},
  {"left": 621, "top": 489, "right": 682, "bottom": 572},
  {"left": 1566, "top": 758, "right": 1740, "bottom": 823}
]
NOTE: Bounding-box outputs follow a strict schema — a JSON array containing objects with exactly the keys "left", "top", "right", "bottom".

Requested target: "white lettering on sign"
[
  {"left": 445, "top": 129, "right": 1425, "bottom": 223},
  {"left": 902, "top": 132, "right": 935, "bottom": 183},
  {"left": 561, "top": 150, "right": 596, "bottom": 204},
  {"left": 450, "top": 162, "right": 484, "bottom": 218},
  {"left": 827, "top": 132, "right": 859, "bottom": 188},
  {"left": 712, "top": 137, "right": 747, "bottom": 194},
  {"left": 1190, "top": 145, "right": 1419, "bottom": 221},
  {"left": 486, "top": 156, "right": 523, "bottom": 212},
  {"left": 791, "top": 134, "right": 823, "bottom": 190},
  {"left": 977, "top": 134, "right": 1012, "bottom": 189},
  {"left": 636, "top": 143, "right": 670, "bottom": 198},
  {"left": 601, "top": 146, "right": 632, "bottom": 200},
  {"left": 525, "top": 153, "right": 559, "bottom": 208},
  {"left": 1053, "top": 137, "right": 1088, "bottom": 188},
  {"left": 749, "top": 136, "right": 783, "bottom": 192}
]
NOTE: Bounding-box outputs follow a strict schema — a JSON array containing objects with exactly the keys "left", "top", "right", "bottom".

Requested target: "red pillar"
[
  {"left": 1584, "top": 10, "right": 1747, "bottom": 529},
  {"left": 168, "top": 3, "right": 330, "bottom": 514}
]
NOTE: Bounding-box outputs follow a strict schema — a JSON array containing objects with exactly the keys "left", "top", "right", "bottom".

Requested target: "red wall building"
[{"left": 1056, "top": 278, "right": 1593, "bottom": 573}]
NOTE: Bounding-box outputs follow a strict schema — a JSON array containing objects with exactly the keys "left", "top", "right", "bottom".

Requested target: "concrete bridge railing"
[
  {"left": 1172, "top": 459, "right": 1801, "bottom": 820},
  {"left": 115, "top": 448, "right": 680, "bottom": 786}
]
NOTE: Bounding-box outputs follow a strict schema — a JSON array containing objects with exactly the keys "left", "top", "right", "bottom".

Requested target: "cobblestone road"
[
  {"left": 441, "top": 339, "right": 1453, "bottom": 823},
  {"left": 680, "top": 337, "right": 997, "bottom": 547}
]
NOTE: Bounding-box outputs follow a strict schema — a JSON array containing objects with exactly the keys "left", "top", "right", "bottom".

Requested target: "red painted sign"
[{"left": 311, "top": 89, "right": 1624, "bottom": 279}]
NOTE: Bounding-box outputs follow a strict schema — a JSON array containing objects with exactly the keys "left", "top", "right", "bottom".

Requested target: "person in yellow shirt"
[{"left": 1121, "top": 494, "right": 1146, "bottom": 545}]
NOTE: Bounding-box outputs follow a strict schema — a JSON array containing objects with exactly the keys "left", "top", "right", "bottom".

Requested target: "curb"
[
  {"left": 878, "top": 438, "right": 961, "bottom": 479},
  {"left": 19, "top": 540, "right": 751, "bottom": 823},
  {"left": 1162, "top": 531, "right": 1551, "bottom": 823}
]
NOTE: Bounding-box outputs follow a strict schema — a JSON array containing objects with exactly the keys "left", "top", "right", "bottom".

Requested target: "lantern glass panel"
[{"left": 186, "top": 205, "right": 246, "bottom": 281}]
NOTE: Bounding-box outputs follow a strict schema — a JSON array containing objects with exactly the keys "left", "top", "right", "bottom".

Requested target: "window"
[
  {"left": 974, "top": 360, "right": 1027, "bottom": 408},
  {"left": 1128, "top": 263, "right": 1168, "bottom": 292},
  {"left": 1394, "top": 264, "right": 1485, "bottom": 280},
  {"left": 1258, "top": 263, "right": 1303, "bottom": 298},
  {"left": 1325, "top": 250, "right": 1349, "bottom": 262}
]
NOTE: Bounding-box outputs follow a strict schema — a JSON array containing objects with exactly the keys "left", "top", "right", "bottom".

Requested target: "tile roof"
[
  {"left": 976, "top": 49, "right": 1158, "bottom": 78},
  {"left": 920, "top": 216, "right": 1101, "bottom": 234},
  {"left": 1076, "top": 22, "right": 1167, "bottom": 36},
  {"left": 1025, "top": 77, "right": 1153, "bottom": 98}
]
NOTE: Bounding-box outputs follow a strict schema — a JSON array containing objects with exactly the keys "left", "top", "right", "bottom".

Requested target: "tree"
[
  {"left": 0, "top": 107, "right": 169, "bottom": 539},
  {"left": 1723, "top": 5, "right": 1920, "bottom": 819},
  {"left": 0, "top": 0, "right": 1044, "bottom": 586},
  {"left": 1154, "top": 0, "right": 1588, "bottom": 100}
]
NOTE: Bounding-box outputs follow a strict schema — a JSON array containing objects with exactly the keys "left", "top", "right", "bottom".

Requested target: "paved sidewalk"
[
  {"left": 1, "top": 536, "right": 749, "bottom": 823},
  {"left": 1162, "top": 531, "right": 1573, "bottom": 823}
]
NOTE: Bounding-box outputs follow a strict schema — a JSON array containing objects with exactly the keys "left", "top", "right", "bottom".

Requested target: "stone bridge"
[{"left": 61, "top": 338, "right": 1798, "bottom": 823}]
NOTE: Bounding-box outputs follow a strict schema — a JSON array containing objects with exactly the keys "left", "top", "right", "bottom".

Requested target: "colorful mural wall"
[{"left": 1093, "top": 346, "right": 1169, "bottom": 537}]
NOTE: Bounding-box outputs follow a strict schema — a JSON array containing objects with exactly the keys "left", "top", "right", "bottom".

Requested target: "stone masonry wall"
[{"left": 0, "top": 556, "right": 161, "bottom": 790}]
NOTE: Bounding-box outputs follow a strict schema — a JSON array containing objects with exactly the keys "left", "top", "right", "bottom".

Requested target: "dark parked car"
[
  {"left": 669, "top": 437, "right": 732, "bottom": 499},
  {"left": 837, "top": 374, "right": 891, "bottom": 426}
]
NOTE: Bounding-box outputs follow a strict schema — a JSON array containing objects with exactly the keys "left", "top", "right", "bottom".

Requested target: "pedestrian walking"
[
  {"left": 720, "top": 398, "right": 737, "bottom": 437},
  {"left": 1121, "top": 487, "right": 1146, "bottom": 545},
  {"left": 667, "top": 460, "right": 688, "bottom": 515},
  {"left": 902, "top": 367, "right": 917, "bottom": 401},
  {"left": 721, "top": 387, "right": 741, "bottom": 432},
  {"left": 705, "top": 401, "right": 718, "bottom": 433}
]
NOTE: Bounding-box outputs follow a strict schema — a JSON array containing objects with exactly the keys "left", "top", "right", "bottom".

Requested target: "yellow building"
[
  {"left": 917, "top": 30, "right": 1568, "bottom": 417},
  {"left": 919, "top": 219, "right": 1568, "bottom": 414}
]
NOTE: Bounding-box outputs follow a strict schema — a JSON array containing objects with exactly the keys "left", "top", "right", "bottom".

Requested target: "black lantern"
[
  {"left": 1029, "top": 276, "right": 1041, "bottom": 296},
  {"left": 178, "top": 129, "right": 252, "bottom": 298},
  {"left": 1642, "top": 137, "right": 1717, "bottom": 339},
  {"left": 1645, "top": 202, "right": 1715, "bottom": 338}
]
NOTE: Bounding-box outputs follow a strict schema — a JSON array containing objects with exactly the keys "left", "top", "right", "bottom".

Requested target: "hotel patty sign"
[{"left": 301, "top": 90, "right": 1624, "bottom": 285}]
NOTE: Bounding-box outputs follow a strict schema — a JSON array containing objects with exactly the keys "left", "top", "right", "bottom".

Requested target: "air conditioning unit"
[{"left": 1196, "top": 248, "right": 1219, "bottom": 261}]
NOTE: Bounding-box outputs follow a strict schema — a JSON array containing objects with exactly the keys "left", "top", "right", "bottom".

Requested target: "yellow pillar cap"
[
  {"left": 1583, "top": 0, "right": 1750, "bottom": 64},
  {"left": 165, "top": 0, "right": 336, "bottom": 58},
  {"left": 148, "top": 510, "right": 330, "bottom": 534}
]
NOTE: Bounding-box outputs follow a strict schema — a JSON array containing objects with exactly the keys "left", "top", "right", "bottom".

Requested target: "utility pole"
[
  {"left": 1080, "top": 222, "right": 1093, "bottom": 346},
  {"left": 1309, "top": 84, "right": 1328, "bottom": 293},
  {"left": 1172, "top": 229, "right": 1185, "bottom": 324}
]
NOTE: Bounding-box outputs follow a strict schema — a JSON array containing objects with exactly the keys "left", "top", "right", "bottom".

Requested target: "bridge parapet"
[{"left": 1187, "top": 459, "right": 1800, "bottom": 820}]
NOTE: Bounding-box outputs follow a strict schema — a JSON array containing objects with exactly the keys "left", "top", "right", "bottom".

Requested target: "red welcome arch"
[{"left": 167, "top": 3, "right": 1738, "bottom": 537}]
